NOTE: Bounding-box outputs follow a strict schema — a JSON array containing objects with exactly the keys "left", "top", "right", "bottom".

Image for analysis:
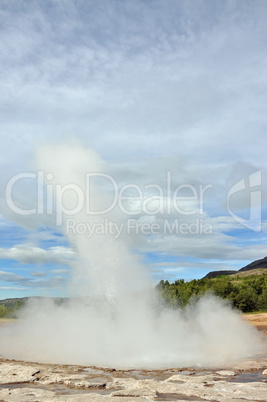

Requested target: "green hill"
[
  {"left": 203, "top": 256, "right": 267, "bottom": 279},
  {"left": 157, "top": 269, "right": 267, "bottom": 313}
]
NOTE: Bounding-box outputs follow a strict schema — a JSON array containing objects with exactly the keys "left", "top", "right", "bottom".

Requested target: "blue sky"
[{"left": 1, "top": 0, "right": 267, "bottom": 299}]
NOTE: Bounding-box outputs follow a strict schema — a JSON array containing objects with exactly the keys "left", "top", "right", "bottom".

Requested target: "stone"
[
  {"left": 0, "top": 363, "right": 40, "bottom": 384},
  {"left": 216, "top": 370, "right": 236, "bottom": 376},
  {"left": 0, "top": 387, "right": 55, "bottom": 402},
  {"left": 111, "top": 388, "right": 157, "bottom": 398},
  {"left": 1, "top": 358, "right": 267, "bottom": 401}
]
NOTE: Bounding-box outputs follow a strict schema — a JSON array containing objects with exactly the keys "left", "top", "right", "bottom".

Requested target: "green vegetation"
[
  {"left": 156, "top": 274, "right": 267, "bottom": 313},
  {"left": 0, "top": 275, "right": 266, "bottom": 317},
  {"left": 0, "top": 305, "right": 8, "bottom": 318},
  {"left": 0, "top": 300, "right": 25, "bottom": 318}
]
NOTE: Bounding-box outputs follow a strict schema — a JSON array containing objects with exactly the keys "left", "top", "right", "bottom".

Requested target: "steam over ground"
[{"left": 0, "top": 144, "right": 264, "bottom": 368}]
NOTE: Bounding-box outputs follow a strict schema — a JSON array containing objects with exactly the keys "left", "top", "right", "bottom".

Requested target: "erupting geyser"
[{"left": 0, "top": 143, "right": 264, "bottom": 368}]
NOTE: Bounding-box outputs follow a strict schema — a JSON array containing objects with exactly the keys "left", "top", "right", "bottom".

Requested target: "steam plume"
[{"left": 0, "top": 143, "right": 264, "bottom": 368}]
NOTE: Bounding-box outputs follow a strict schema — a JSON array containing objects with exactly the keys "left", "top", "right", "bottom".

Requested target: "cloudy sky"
[{"left": 1, "top": 0, "right": 267, "bottom": 299}]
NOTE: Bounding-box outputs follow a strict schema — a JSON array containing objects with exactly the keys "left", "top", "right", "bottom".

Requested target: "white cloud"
[
  {"left": 0, "top": 271, "right": 27, "bottom": 283},
  {"left": 0, "top": 286, "right": 27, "bottom": 291},
  {"left": 50, "top": 269, "right": 70, "bottom": 274},
  {"left": 0, "top": 245, "right": 75, "bottom": 265},
  {"left": 30, "top": 271, "right": 46, "bottom": 278},
  {"left": 0, "top": 269, "right": 68, "bottom": 290},
  {"left": 26, "top": 276, "right": 67, "bottom": 289},
  {"left": 0, "top": 0, "right": 267, "bottom": 164},
  {"left": 0, "top": 1, "right": 267, "bottom": 291}
]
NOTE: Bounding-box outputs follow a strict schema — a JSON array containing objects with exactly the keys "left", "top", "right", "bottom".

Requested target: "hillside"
[
  {"left": 239, "top": 256, "right": 267, "bottom": 272},
  {"left": 203, "top": 256, "right": 267, "bottom": 279},
  {"left": 1, "top": 258, "right": 266, "bottom": 316},
  {"left": 231, "top": 268, "right": 267, "bottom": 278},
  {"left": 157, "top": 272, "right": 267, "bottom": 312},
  {"left": 0, "top": 297, "right": 30, "bottom": 308},
  {"left": 0, "top": 297, "right": 68, "bottom": 318},
  {"left": 204, "top": 270, "right": 237, "bottom": 279}
]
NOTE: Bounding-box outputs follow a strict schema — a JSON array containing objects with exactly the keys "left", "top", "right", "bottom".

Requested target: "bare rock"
[
  {"left": 1, "top": 359, "right": 267, "bottom": 401},
  {"left": 165, "top": 373, "right": 220, "bottom": 383},
  {"left": 0, "top": 363, "right": 40, "bottom": 384},
  {"left": 63, "top": 378, "right": 106, "bottom": 388},
  {"left": 216, "top": 370, "right": 236, "bottom": 376},
  {"left": 40, "top": 372, "right": 90, "bottom": 386},
  {"left": 0, "top": 386, "right": 55, "bottom": 401},
  {"left": 232, "top": 358, "right": 267, "bottom": 371},
  {"left": 111, "top": 388, "right": 157, "bottom": 398},
  {"left": 106, "top": 377, "right": 138, "bottom": 390},
  {"left": 55, "top": 395, "right": 149, "bottom": 401},
  {"left": 157, "top": 374, "right": 267, "bottom": 401}
]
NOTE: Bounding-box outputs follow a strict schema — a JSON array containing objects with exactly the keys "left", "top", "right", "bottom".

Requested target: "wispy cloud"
[
  {"left": 0, "top": 271, "right": 27, "bottom": 283},
  {"left": 0, "top": 269, "right": 68, "bottom": 290},
  {"left": 0, "top": 1, "right": 267, "bottom": 294},
  {"left": 1, "top": 0, "right": 267, "bottom": 163},
  {"left": 0, "top": 245, "right": 75, "bottom": 265},
  {"left": 30, "top": 271, "right": 47, "bottom": 278}
]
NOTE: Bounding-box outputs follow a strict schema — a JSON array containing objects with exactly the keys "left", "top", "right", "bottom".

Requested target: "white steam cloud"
[{"left": 0, "top": 143, "right": 264, "bottom": 368}]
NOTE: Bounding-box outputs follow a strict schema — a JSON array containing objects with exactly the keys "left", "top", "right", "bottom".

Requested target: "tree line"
[
  {"left": 0, "top": 274, "right": 266, "bottom": 317},
  {"left": 156, "top": 273, "right": 267, "bottom": 312},
  {"left": 0, "top": 300, "right": 25, "bottom": 318}
]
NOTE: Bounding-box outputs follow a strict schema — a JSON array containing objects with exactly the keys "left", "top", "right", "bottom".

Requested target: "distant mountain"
[
  {"left": 231, "top": 268, "right": 267, "bottom": 278},
  {"left": 0, "top": 297, "right": 68, "bottom": 308},
  {"left": 238, "top": 256, "right": 267, "bottom": 272},
  {"left": 0, "top": 297, "right": 30, "bottom": 308},
  {"left": 203, "top": 256, "right": 267, "bottom": 279},
  {"left": 203, "top": 270, "right": 237, "bottom": 279}
]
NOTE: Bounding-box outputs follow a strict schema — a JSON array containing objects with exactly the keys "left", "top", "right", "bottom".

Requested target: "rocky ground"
[{"left": 0, "top": 313, "right": 267, "bottom": 401}]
